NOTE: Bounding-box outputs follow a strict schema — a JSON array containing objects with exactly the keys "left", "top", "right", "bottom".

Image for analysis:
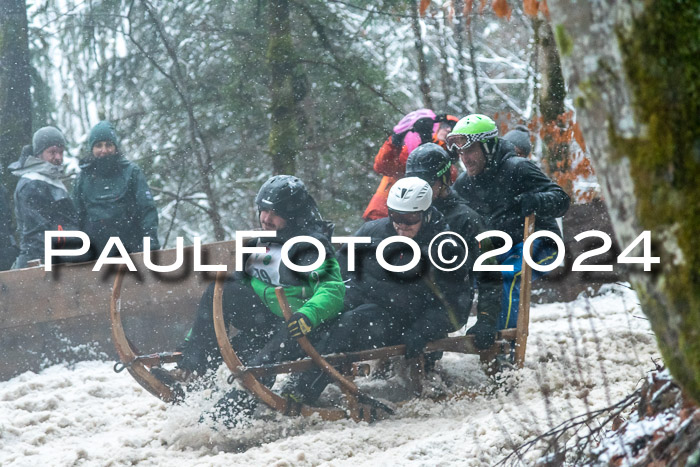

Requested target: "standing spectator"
[
  {"left": 502, "top": 124, "right": 532, "bottom": 158},
  {"left": 449, "top": 114, "right": 570, "bottom": 329},
  {"left": 72, "top": 121, "right": 159, "bottom": 258},
  {"left": 9, "top": 128, "right": 78, "bottom": 268}
]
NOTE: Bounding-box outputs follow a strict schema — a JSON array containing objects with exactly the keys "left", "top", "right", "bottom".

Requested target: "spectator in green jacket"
[{"left": 72, "top": 121, "right": 159, "bottom": 258}]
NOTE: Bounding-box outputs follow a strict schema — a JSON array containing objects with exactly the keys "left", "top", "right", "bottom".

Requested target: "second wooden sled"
[
  {"left": 110, "top": 216, "right": 535, "bottom": 418},
  {"left": 210, "top": 216, "right": 536, "bottom": 421}
]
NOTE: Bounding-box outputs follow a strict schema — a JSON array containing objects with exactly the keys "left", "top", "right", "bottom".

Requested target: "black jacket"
[
  {"left": 13, "top": 174, "right": 78, "bottom": 268},
  {"left": 340, "top": 209, "right": 472, "bottom": 343},
  {"left": 72, "top": 154, "right": 159, "bottom": 256},
  {"left": 0, "top": 183, "right": 18, "bottom": 270},
  {"left": 453, "top": 139, "right": 570, "bottom": 244},
  {"left": 433, "top": 189, "right": 502, "bottom": 326}
]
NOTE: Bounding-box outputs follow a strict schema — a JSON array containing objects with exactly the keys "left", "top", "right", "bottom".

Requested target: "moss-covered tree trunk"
[
  {"left": 547, "top": 0, "right": 700, "bottom": 403},
  {"left": 0, "top": 0, "right": 32, "bottom": 192},
  {"left": 267, "top": 0, "right": 298, "bottom": 175},
  {"left": 534, "top": 18, "right": 570, "bottom": 184}
]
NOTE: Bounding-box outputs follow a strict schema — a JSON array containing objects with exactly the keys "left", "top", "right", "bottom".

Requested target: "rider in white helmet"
[{"left": 284, "top": 177, "right": 475, "bottom": 404}]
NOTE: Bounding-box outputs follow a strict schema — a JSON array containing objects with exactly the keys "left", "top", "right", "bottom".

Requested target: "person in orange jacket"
[{"left": 363, "top": 111, "right": 460, "bottom": 221}]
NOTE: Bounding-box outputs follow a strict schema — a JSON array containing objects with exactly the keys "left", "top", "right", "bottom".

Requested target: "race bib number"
[{"left": 245, "top": 241, "right": 283, "bottom": 286}]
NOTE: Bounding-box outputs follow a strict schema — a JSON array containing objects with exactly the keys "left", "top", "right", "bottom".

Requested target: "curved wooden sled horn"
[
  {"left": 211, "top": 271, "right": 347, "bottom": 421},
  {"left": 275, "top": 287, "right": 395, "bottom": 419},
  {"left": 110, "top": 265, "right": 181, "bottom": 402}
]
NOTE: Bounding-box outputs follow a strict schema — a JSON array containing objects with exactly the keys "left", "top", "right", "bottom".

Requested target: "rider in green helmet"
[
  {"left": 449, "top": 114, "right": 570, "bottom": 331},
  {"left": 445, "top": 114, "right": 500, "bottom": 176}
]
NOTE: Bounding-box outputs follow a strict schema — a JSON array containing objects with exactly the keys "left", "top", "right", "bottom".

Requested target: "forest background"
[
  {"left": 2, "top": 0, "right": 699, "bottom": 424},
  {"left": 0, "top": 0, "right": 591, "bottom": 245}
]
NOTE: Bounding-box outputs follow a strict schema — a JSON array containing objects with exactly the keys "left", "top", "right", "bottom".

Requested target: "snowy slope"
[{"left": 0, "top": 284, "right": 659, "bottom": 466}]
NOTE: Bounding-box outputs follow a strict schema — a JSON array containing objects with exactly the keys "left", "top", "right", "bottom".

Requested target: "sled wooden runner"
[
  {"left": 110, "top": 264, "right": 182, "bottom": 402},
  {"left": 211, "top": 271, "right": 348, "bottom": 421},
  {"left": 275, "top": 287, "right": 395, "bottom": 418}
]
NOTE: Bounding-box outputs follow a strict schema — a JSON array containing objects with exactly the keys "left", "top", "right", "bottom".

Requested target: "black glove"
[
  {"left": 287, "top": 312, "right": 313, "bottom": 338},
  {"left": 412, "top": 117, "right": 435, "bottom": 145},
  {"left": 391, "top": 130, "right": 408, "bottom": 148},
  {"left": 515, "top": 193, "right": 539, "bottom": 217},
  {"left": 403, "top": 331, "right": 428, "bottom": 359},
  {"left": 467, "top": 318, "right": 497, "bottom": 350}
]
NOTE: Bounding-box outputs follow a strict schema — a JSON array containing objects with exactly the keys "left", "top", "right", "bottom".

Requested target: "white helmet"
[{"left": 387, "top": 177, "right": 433, "bottom": 213}]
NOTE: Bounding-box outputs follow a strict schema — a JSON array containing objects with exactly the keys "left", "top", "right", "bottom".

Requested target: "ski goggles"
[
  {"left": 388, "top": 210, "right": 423, "bottom": 226},
  {"left": 445, "top": 129, "right": 497, "bottom": 152}
]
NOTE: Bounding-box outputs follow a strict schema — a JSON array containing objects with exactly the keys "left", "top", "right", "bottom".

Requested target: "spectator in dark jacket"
[
  {"left": 503, "top": 124, "right": 532, "bottom": 158},
  {"left": 449, "top": 114, "right": 570, "bottom": 329},
  {"left": 9, "top": 128, "right": 79, "bottom": 268},
  {"left": 72, "top": 121, "right": 159, "bottom": 258}
]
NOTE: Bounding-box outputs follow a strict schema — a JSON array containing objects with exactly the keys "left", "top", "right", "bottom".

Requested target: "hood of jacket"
[{"left": 9, "top": 156, "right": 66, "bottom": 180}]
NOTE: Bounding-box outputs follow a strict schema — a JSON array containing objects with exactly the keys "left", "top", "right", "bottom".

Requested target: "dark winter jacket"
[
  {"left": 340, "top": 209, "right": 473, "bottom": 343},
  {"left": 433, "top": 189, "right": 502, "bottom": 326},
  {"left": 0, "top": 183, "right": 19, "bottom": 270},
  {"left": 9, "top": 157, "right": 79, "bottom": 268},
  {"left": 237, "top": 219, "right": 345, "bottom": 328},
  {"left": 453, "top": 139, "right": 570, "bottom": 244},
  {"left": 72, "top": 154, "right": 159, "bottom": 256}
]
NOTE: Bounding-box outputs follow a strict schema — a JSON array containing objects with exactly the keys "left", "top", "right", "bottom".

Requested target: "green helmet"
[{"left": 446, "top": 114, "right": 499, "bottom": 155}]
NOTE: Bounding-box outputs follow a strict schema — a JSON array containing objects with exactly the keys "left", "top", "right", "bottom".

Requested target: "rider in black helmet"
[
  {"left": 161, "top": 175, "right": 344, "bottom": 426},
  {"left": 405, "top": 143, "right": 503, "bottom": 349}
]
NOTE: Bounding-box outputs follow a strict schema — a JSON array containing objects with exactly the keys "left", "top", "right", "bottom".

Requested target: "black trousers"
[
  {"left": 290, "top": 303, "right": 410, "bottom": 403},
  {"left": 179, "top": 276, "right": 327, "bottom": 380}
]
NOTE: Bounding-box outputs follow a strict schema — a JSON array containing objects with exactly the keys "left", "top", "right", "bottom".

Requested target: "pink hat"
[{"left": 393, "top": 109, "right": 436, "bottom": 134}]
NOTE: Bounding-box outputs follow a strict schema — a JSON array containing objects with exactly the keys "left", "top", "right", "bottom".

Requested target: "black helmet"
[
  {"left": 255, "top": 175, "right": 319, "bottom": 223},
  {"left": 405, "top": 143, "right": 452, "bottom": 185}
]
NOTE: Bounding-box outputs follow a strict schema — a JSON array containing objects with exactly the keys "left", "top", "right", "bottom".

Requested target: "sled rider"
[
  {"left": 449, "top": 114, "right": 570, "bottom": 329},
  {"left": 285, "top": 177, "right": 473, "bottom": 404},
  {"left": 404, "top": 143, "right": 502, "bottom": 349},
  {"left": 163, "top": 175, "right": 345, "bottom": 426}
]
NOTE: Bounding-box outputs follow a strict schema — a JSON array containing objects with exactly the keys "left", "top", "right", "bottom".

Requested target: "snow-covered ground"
[{"left": 0, "top": 283, "right": 660, "bottom": 466}]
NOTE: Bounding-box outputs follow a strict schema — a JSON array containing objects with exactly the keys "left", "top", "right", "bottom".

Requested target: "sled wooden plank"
[
  {"left": 242, "top": 330, "right": 518, "bottom": 378},
  {"left": 514, "top": 214, "right": 536, "bottom": 368},
  {"left": 0, "top": 240, "right": 237, "bottom": 330},
  {"left": 0, "top": 240, "right": 237, "bottom": 381}
]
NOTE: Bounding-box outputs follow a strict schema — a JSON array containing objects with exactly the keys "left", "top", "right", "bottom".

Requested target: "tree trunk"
[
  {"left": 534, "top": 18, "right": 569, "bottom": 183},
  {"left": 452, "top": 0, "right": 470, "bottom": 110},
  {"left": 0, "top": 0, "right": 32, "bottom": 192},
  {"left": 466, "top": 13, "right": 481, "bottom": 111},
  {"left": 267, "top": 0, "right": 298, "bottom": 175},
  {"left": 547, "top": 0, "right": 700, "bottom": 403},
  {"left": 411, "top": 0, "right": 433, "bottom": 109}
]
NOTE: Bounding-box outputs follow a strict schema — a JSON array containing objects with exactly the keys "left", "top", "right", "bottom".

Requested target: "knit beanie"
[
  {"left": 503, "top": 125, "right": 532, "bottom": 156},
  {"left": 88, "top": 121, "right": 119, "bottom": 151},
  {"left": 32, "top": 126, "right": 67, "bottom": 156}
]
